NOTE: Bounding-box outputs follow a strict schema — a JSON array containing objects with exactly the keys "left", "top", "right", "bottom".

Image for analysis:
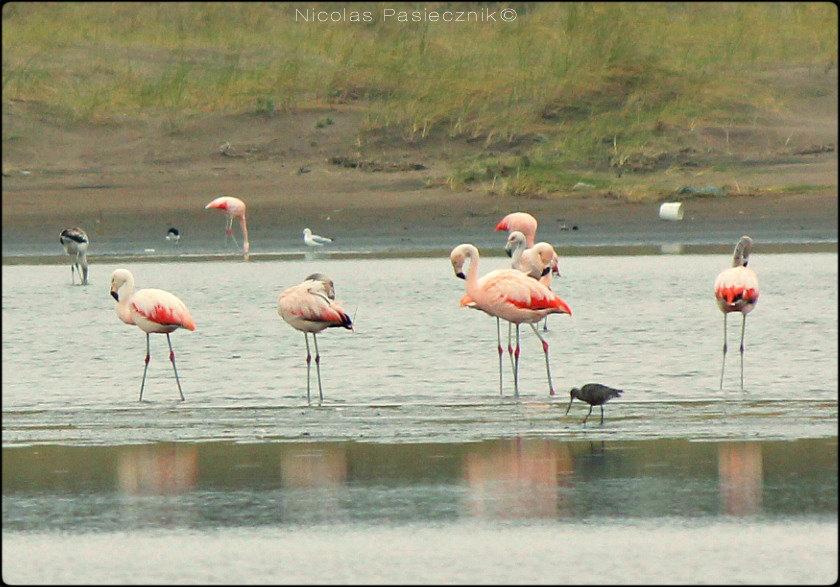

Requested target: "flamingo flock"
[{"left": 62, "top": 197, "right": 759, "bottom": 406}]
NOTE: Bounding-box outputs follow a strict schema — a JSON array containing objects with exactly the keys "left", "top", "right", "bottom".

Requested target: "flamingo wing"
[
  {"left": 279, "top": 282, "right": 352, "bottom": 328},
  {"left": 130, "top": 288, "right": 197, "bottom": 331},
  {"left": 714, "top": 267, "right": 759, "bottom": 305},
  {"left": 482, "top": 271, "right": 571, "bottom": 314}
]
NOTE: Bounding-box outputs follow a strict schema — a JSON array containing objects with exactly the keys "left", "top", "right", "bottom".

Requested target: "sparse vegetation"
[{"left": 2, "top": 2, "right": 837, "bottom": 195}]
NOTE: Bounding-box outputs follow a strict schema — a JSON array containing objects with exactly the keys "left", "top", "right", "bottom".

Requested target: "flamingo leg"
[
  {"left": 139, "top": 334, "right": 151, "bottom": 401},
  {"left": 313, "top": 333, "right": 323, "bottom": 403},
  {"left": 304, "top": 333, "right": 312, "bottom": 405},
  {"left": 69, "top": 260, "right": 76, "bottom": 284},
  {"left": 496, "top": 318, "right": 504, "bottom": 396},
  {"left": 542, "top": 316, "right": 549, "bottom": 332},
  {"left": 513, "top": 324, "right": 521, "bottom": 398},
  {"left": 583, "top": 405, "right": 593, "bottom": 424},
  {"left": 166, "top": 333, "right": 185, "bottom": 401},
  {"left": 739, "top": 315, "right": 746, "bottom": 392},
  {"left": 719, "top": 313, "right": 728, "bottom": 390},
  {"left": 600, "top": 405, "right": 605, "bottom": 425},
  {"left": 228, "top": 216, "right": 240, "bottom": 248},
  {"left": 529, "top": 323, "right": 555, "bottom": 397},
  {"left": 506, "top": 322, "right": 515, "bottom": 378}
]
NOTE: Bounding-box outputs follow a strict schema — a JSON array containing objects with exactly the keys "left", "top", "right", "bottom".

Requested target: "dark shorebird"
[
  {"left": 59, "top": 227, "right": 90, "bottom": 285},
  {"left": 565, "top": 383, "right": 624, "bottom": 424},
  {"left": 166, "top": 227, "right": 181, "bottom": 243}
]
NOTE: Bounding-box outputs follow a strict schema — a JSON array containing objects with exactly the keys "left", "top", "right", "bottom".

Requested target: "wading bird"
[
  {"left": 505, "top": 231, "right": 561, "bottom": 332},
  {"left": 205, "top": 196, "right": 250, "bottom": 260},
  {"left": 109, "top": 269, "right": 196, "bottom": 401},
  {"left": 303, "top": 228, "right": 333, "bottom": 247},
  {"left": 278, "top": 273, "right": 353, "bottom": 404},
  {"left": 495, "top": 212, "right": 538, "bottom": 248},
  {"left": 714, "top": 236, "right": 759, "bottom": 391},
  {"left": 450, "top": 244, "right": 571, "bottom": 397},
  {"left": 59, "top": 227, "right": 90, "bottom": 285},
  {"left": 166, "top": 227, "right": 181, "bottom": 244},
  {"left": 565, "top": 383, "right": 624, "bottom": 425}
]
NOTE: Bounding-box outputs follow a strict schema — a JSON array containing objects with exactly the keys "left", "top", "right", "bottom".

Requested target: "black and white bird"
[
  {"left": 565, "top": 383, "right": 624, "bottom": 425},
  {"left": 59, "top": 227, "right": 90, "bottom": 285},
  {"left": 303, "top": 228, "right": 333, "bottom": 247},
  {"left": 166, "top": 227, "right": 181, "bottom": 244}
]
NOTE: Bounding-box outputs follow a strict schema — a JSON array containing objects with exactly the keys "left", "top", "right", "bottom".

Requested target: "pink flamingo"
[
  {"left": 506, "top": 231, "right": 561, "bottom": 332},
  {"left": 109, "top": 269, "right": 197, "bottom": 401},
  {"left": 451, "top": 244, "right": 572, "bottom": 397},
  {"left": 495, "top": 212, "right": 538, "bottom": 248},
  {"left": 278, "top": 273, "right": 354, "bottom": 404},
  {"left": 714, "top": 236, "right": 759, "bottom": 391},
  {"left": 205, "top": 196, "right": 250, "bottom": 260}
]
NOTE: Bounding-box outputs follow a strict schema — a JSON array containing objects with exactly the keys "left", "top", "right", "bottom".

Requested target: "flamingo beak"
[
  {"left": 505, "top": 248, "right": 513, "bottom": 258},
  {"left": 110, "top": 291, "right": 119, "bottom": 301},
  {"left": 455, "top": 271, "right": 466, "bottom": 280},
  {"left": 541, "top": 266, "right": 551, "bottom": 277},
  {"left": 565, "top": 398, "right": 574, "bottom": 415}
]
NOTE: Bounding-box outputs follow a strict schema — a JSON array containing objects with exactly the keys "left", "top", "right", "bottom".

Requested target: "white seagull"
[{"left": 303, "top": 228, "right": 333, "bottom": 247}]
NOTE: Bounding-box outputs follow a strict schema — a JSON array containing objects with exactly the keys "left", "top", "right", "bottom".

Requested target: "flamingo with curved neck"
[
  {"left": 450, "top": 244, "right": 571, "bottom": 397},
  {"left": 205, "top": 196, "right": 250, "bottom": 260},
  {"left": 110, "top": 269, "right": 197, "bottom": 401}
]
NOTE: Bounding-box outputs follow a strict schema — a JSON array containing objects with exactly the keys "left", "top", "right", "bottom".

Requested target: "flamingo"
[
  {"left": 109, "top": 269, "right": 196, "bottom": 401},
  {"left": 450, "top": 244, "right": 571, "bottom": 397},
  {"left": 278, "top": 273, "right": 353, "bottom": 403},
  {"left": 506, "top": 231, "right": 561, "bottom": 332},
  {"left": 59, "top": 227, "right": 89, "bottom": 285},
  {"left": 303, "top": 228, "right": 334, "bottom": 247},
  {"left": 205, "top": 196, "right": 250, "bottom": 260},
  {"left": 714, "top": 236, "right": 759, "bottom": 391},
  {"left": 495, "top": 212, "right": 538, "bottom": 248}
]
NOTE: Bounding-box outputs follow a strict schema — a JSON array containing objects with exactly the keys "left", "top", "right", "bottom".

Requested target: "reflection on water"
[
  {"left": 117, "top": 444, "right": 198, "bottom": 495},
  {"left": 3, "top": 437, "right": 836, "bottom": 533},
  {"left": 718, "top": 442, "right": 763, "bottom": 516},
  {"left": 463, "top": 438, "right": 572, "bottom": 519}
]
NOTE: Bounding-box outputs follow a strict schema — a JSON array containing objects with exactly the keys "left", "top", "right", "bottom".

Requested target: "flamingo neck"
[
  {"left": 116, "top": 277, "right": 135, "bottom": 324},
  {"left": 465, "top": 246, "right": 481, "bottom": 296},
  {"left": 511, "top": 241, "right": 526, "bottom": 267}
]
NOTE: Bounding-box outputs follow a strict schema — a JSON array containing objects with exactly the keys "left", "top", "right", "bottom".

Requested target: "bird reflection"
[
  {"left": 279, "top": 444, "right": 348, "bottom": 488},
  {"left": 718, "top": 442, "right": 763, "bottom": 516},
  {"left": 117, "top": 444, "right": 198, "bottom": 495},
  {"left": 463, "top": 437, "right": 573, "bottom": 519}
]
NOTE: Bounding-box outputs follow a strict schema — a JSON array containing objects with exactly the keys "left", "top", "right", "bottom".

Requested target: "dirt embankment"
[{"left": 2, "top": 67, "right": 837, "bottom": 249}]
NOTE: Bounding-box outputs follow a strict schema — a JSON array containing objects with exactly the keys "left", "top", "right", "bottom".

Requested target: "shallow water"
[
  {"left": 2, "top": 252, "right": 837, "bottom": 443},
  {"left": 2, "top": 439, "right": 838, "bottom": 583},
  {"left": 3, "top": 251, "right": 837, "bottom": 583}
]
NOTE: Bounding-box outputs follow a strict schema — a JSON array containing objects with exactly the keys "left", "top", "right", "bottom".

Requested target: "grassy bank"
[{"left": 2, "top": 2, "right": 837, "bottom": 196}]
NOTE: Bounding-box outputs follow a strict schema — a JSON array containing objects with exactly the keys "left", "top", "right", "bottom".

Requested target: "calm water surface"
[{"left": 2, "top": 252, "right": 837, "bottom": 583}]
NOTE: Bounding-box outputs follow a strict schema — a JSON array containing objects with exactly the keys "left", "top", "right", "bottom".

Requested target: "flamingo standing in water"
[
  {"left": 450, "top": 244, "right": 571, "bottom": 397},
  {"left": 109, "top": 269, "right": 196, "bottom": 401},
  {"left": 506, "top": 231, "right": 561, "bottom": 332},
  {"left": 278, "top": 273, "right": 354, "bottom": 404},
  {"left": 205, "top": 196, "right": 250, "bottom": 260},
  {"left": 59, "top": 227, "right": 90, "bottom": 285},
  {"left": 495, "top": 212, "right": 538, "bottom": 248},
  {"left": 714, "top": 236, "right": 759, "bottom": 391}
]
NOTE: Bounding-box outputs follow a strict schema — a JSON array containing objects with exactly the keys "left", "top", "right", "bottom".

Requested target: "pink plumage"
[
  {"left": 205, "top": 196, "right": 250, "bottom": 260},
  {"left": 714, "top": 236, "right": 759, "bottom": 391},
  {"left": 109, "top": 269, "right": 195, "bottom": 401},
  {"left": 495, "top": 212, "right": 538, "bottom": 248}
]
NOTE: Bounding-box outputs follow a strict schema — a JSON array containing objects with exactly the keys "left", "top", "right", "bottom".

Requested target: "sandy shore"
[{"left": 2, "top": 108, "right": 837, "bottom": 257}]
